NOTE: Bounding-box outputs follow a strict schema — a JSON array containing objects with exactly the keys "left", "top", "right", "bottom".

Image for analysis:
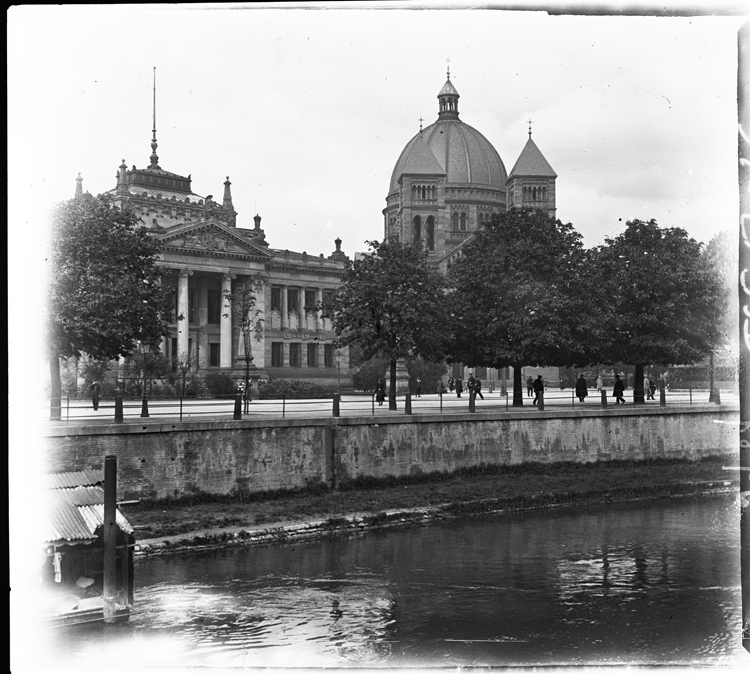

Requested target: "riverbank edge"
[{"left": 133, "top": 479, "right": 736, "bottom": 559}]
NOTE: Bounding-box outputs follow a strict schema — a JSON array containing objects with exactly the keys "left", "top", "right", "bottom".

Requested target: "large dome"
[{"left": 388, "top": 119, "right": 507, "bottom": 195}]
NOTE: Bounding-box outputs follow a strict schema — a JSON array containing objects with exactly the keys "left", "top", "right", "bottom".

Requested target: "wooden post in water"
[
  {"left": 103, "top": 455, "right": 117, "bottom": 624},
  {"left": 737, "top": 21, "right": 750, "bottom": 654}
]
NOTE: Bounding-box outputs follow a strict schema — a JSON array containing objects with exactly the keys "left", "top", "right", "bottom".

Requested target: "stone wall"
[{"left": 43, "top": 407, "right": 739, "bottom": 501}]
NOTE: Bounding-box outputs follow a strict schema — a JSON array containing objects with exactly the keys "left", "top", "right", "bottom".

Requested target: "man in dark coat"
[
  {"left": 613, "top": 374, "right": 626, "bottom": 404},
  {"left": 474, "top": 377, "right": 484, "bottom": 400},
  {"left": 90, "top": 380, "right": 101, "bottom": 411},
  {"left": 526, "top": 376, "right": 534, "bottom": 397},
  {"left": 575, "top": 374, "right": 588, "bottom": 403},
  {"left": 376, "top": 378, "right": 386, "bottom": 406},
  {"left": 455, "top": 378, "right": 463, "bottom": 398},
  {"left": 532, "top": 375, "right": 544, "bottom": 406}
]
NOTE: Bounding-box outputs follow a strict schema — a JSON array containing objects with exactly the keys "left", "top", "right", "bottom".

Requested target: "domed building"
[{"left": 384, "top": 71, "right": 557, "bottom": 271}]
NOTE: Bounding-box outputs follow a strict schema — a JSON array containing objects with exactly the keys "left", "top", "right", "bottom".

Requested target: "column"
[
  {"left": 281, "top": 286, "right": 288, "bottom": 330},
  {"left": 220, "top": 274, "right": 233, "bottom": 368},
  {"left": 177, "top": 269, "right": 190, "bottom": 362}
]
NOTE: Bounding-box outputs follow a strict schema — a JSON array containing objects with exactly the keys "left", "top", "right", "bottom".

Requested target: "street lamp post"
[
  {"left": 139, "top": 341, "right": 151, "bottom": 418},
  {"left": 335, "top": 350, "right": 342, "bottom": 395}
]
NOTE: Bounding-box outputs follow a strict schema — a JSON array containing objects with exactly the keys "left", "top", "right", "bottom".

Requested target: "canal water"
[{"left": 39, "top": 493, "right": 747, "bottom": 669}]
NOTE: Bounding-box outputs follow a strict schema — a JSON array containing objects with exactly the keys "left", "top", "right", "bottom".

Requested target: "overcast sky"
[{"left": 8, "top": 3, "right": 748, "bottom": 262}]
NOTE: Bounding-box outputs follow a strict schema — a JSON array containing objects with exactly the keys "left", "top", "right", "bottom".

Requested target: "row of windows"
[
  {"left": 270, "top": 288, "right": 335, "bottom": 314},
  {"left": 412, "top": 184, "right": 437, "bottom": 201},
  {"left": 523, "top": 185, "right": 548, "bottom": 201},
  {"left": 271, "top": 342, "right": 336, "bottom": 368}
]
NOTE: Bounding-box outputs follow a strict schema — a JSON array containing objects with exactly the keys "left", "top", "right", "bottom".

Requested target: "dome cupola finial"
[
  {"left": 437, "top": 64, "right": 460, "bottom": 121},
  {"left": 149, "top": 67, "right": 161, "bottom": 169}
]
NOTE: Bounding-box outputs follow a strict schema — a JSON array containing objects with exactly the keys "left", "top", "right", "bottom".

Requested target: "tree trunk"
[
  {"left": 634, "top": 363, "right": 645, "bottom": 404},
  {"left": 513, "top": 365, "right": 524, "bottom": 407},
  {"left": 389, "top": 358, "right": 397, "bottom": 410},
  {"left": 49, "top": 351, "right": 62, "bottom": 420}
]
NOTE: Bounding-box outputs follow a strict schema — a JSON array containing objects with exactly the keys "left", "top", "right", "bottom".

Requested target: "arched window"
[
  {"left": 452, "top": 212, "right": 459, "bottom": 230},
  {"left": 460, "top": 213, "right": 467, "bottom": 231},
  {"left": 426, "top": 216, "right": 435, "bottom": 251},
  {"left": 413, "top": 215, "right": 422, "bottom": 242}
]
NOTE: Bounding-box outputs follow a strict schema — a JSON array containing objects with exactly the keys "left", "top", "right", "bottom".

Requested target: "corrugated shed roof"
[
  {"left": 44, "top": 470, "right": 103, "bottom": 490},
  {"left": 43, "top": 472, "right": 134, "bottom": 546}
]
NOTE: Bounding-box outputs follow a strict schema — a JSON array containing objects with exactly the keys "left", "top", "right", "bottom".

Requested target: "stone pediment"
[{"left": 157, "top": 220, "right": 272, "bottom": 260}]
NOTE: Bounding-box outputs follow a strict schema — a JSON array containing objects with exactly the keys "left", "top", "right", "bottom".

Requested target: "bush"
[
  {"left": 204, "top": 373, "right": 237, "bottom": 397},
  {"left": 257, "top": 379, "right": 328, "bottom": 399}
]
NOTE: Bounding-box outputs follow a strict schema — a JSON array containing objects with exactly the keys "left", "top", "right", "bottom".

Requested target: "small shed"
[{"left": 40, "top": 467, "right": 135, "bottom": 625}]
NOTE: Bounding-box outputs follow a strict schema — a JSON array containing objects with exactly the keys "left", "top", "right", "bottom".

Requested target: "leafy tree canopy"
[
  {"left": 328, "top": 239, "right": 447, "bottom": 364},
  {"left": 48, "top": 195, "right": 171, "bottom": 361},
  {"left": 594, "top": 218, "right": 722, "bottom": 366},
  {"left": 446, "top": 208, "right": 605, "bottom": 370}
]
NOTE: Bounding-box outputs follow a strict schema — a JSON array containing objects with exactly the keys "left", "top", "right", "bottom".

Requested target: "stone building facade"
[{"left": 88, "top": 127, "right": 351, "bottom": 390}]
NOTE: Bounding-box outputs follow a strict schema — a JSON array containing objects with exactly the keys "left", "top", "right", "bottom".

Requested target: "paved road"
[{"left": 46, "top": 388, "right": 738, "bottom": 426}]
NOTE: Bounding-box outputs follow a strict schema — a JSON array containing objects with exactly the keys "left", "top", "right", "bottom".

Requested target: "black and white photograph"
[{"left": 9, "top": 1, "right": 750, "bottom": 671}]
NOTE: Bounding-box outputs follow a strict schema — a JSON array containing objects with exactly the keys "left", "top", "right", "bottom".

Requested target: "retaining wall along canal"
[{"left": 43, "top": 407, "right": 739, "bottom": 500}]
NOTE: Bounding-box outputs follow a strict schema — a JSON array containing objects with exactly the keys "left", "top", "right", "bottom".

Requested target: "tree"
[
  {"left": 47, "top": 195, "right": 171, "bottom": 419},
  {"left": 327, "top": 239, "right": 446, "bottom": 409},
  {"left": 223, "top": 278, "right": 264, "bottom": 410},
  {"left": 594, "top": 219, "right": 722, "bottom": 402},
  {"left": 446, "top": 209, "right": 605, "bottom": 405}
]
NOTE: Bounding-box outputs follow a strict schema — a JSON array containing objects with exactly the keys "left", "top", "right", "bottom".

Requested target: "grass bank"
[{"left": 123, "top": 456, "right": 738, "bottom": 553}]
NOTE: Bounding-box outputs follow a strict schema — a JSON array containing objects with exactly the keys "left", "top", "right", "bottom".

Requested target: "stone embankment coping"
[{"left": 133, "top": 479, "right": 736, "bottom": 559}]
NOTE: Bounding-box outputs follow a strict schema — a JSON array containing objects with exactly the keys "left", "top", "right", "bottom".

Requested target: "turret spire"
[
  {"left": 149, "top": 67, "right": 160, "bottom": 169},
  {"left": 528, "top": 118, "right": 533, "bottom": 138},
  {"left": 75, "top": 173, "right": 83, "bottom": 198}
]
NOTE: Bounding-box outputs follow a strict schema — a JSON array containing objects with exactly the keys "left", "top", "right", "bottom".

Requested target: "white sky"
[{"left": 8, "top": 3, "right": 748, "bottom": 261}]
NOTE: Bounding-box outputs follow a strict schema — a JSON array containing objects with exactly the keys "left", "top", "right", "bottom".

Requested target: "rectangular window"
[
  {"left": 324, "top": 344, "right": 334, "bottom": 368},
  {"left": 209, "top": 343, "right": 220, "bottom": 367},
  {"left": 307, "top": 343, "right": 318, "bottom": 367},
  {"left": 271, "top": 342, "right": 283, "bottom": 367},
  {"left": 305, "top": 290, "right": 317, "bottom": 314},
  {"left": 271, "top": 287, "right": 282, "bottom": 312},
  {"left": 287, "top": 289, "right": 299, "bottom": 314},
  {"left": 289, "top": 342, "right": 301, "bottom": 367},
  {"left": 207, "top": 289, "right": 221, "bottom": 324},
  {"left": 322, "top": 290, "right": 334, "bottom": 318}
]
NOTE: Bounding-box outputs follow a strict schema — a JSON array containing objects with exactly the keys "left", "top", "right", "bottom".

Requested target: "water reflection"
[{"left": 36, "top": 494, "right": 747, "bottom": 669}]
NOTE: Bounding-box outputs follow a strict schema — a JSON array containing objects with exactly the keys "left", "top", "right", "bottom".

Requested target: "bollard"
[
  {"left": 600, "top": 390, "right": 607, "bottom": 408},
  {"left": 714, "top": 388, "right": 721, "bottom": 405},
  {"left": 469, "top": 392, "right": 476, "bottom": 413},
  {"left": 537, "top": 390, "right": 545, "bottom": 411},
  {"left": 233, "top": 392, "right": 242, "bottom": 420},
  {"left": 332, "top": 393, "right": 340, "bottom": 417},
  {"left": 140, "top": 395, "right": 149, "bottom": 418},
  {"left": 440, "top": 392, "right": 443, "bottom": 413},
  {"left": 114, "top": 394, "right": 124, "bottom": 423},
  {"left": 405, "top": 393, "right": 412, "bottom": 415}
]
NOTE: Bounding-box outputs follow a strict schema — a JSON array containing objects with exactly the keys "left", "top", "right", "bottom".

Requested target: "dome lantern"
[{"left": 437, "top": 68, "right": 460, "bottom": 121}]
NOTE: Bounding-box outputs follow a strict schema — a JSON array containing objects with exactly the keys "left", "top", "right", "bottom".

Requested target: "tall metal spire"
[
  {"left": 528, "top": 118, "right": 533, "bottom": 138},
  {"left": 149, "top": 67, "right": 160, "bottom": 169}
]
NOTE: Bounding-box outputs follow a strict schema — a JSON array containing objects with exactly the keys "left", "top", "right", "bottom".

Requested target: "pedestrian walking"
[
  {"left": 448, "top": 377, "right": 455, "bottom": 393},
  {"left": 613, "top": 374, "right": 626, "bottom": 404},
  {"left": 648, "top": 377, "right": 657, "bottom": 400},
  {"left": 575, "top": 374, "right": 588, "bottom": 403},
  {"left": 376, "top": 377, "right": 386, "bottom": 406},
  {"left": 532, "top": 375, "right": 544, "bottom": 406},
  {"left": 596, "top": 375, "right": 603, "bottom": 392},
  {"left": 436, "top": 379, "right": 445, "bottom": 395},
  {"left": 415, "top": 378, "right": 422, "bottom": 397},
  {"left": 475, "top": 377, "right": 484, "bottom": 400},
  {"left": 455, "top": 378, "right": 463, "bottom": 398},
  {"left": 89, "top": 380, "right": 102, "bottom": 411},
  {"left": 526, "top": 376, "right": 534, "bottom": 397},
  {"left": 643, "top": 376, "right": 655, "bottom": 401}
]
